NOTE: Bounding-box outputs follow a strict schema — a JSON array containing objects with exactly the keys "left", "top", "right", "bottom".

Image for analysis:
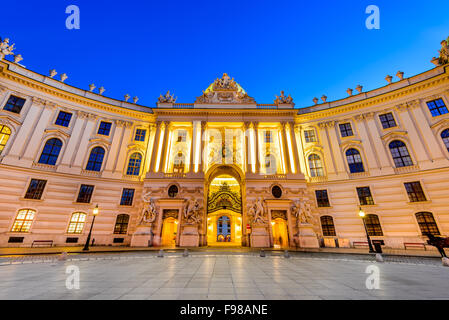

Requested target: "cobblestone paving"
[{"left": 0, "top": 251, "right": 448, "bottom": 300}]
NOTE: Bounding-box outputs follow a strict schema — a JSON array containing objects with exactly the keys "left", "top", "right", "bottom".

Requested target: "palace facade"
[{"left": 1, "top": 39, "right": 449, "bottom": 249}]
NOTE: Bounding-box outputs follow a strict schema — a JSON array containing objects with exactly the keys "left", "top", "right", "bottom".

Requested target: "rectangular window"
[
  {"left": 315, "top": 190, "right": 330, "bottom": 207},
  {"left": 304, "top": 130, "right": 317, "bottom": 143},
  {"left": 264, "top": 131, "right": 273, "bottom": 143},
  {"left": 120, "top": 188, "right": 135, "bottom": 206},
  {"left": 135, "top": 129, "right": 146, "bottom": 142},
  {"left": 357, "top": 187, "right": 375, "bottom": 206},
  {"left": 98, "top": 121, "right": 112, "bottom": 136},
  {"left": 427, "top": 98, "right": 449, "bottom": 117},
  {"left": 3, "top": 95, "right": 26, "bottom": 114},
  {"left": 76, "top": 185, "right": 95, "bottom": 203},
  {"left": 177, "top": 130, "right": 187, "bottom": 142},
  {"left": 24, "top": 179, "right": 47, "bottom": 200},
  {"left": 379, "top": 113, "right": 397, "bottom": 129},
  {"left": 404, "top": 182, "right": 427, "bottom": 202},
  {"left": 55, "top": 111, "right": 72, "bottom": 127},
  {"left": 339, "top": 123, "right": 354, "bottom": 137}
]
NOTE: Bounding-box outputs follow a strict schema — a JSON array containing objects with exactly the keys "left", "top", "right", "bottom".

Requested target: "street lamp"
[
  {"left": 358, "top": 207, "right": 375, "bottom": 253},
  {"left": 83, "top": 204, "right": 99, "bottom": 251}
]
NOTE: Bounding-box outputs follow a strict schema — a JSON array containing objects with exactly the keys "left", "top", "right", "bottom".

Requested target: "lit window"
[
  {"left": 177, "top": 130, "right": 186, "bottom": 142},
  {"left": 315, "top": 190, "right": 330, "bottom": 207},
  {"left": 346, "top": 148, "right": 365, "bottom": 173},
  {"left": 265, "top": 154, "right": 277, "bottom": 175},
  {"left": 320, "top": 216, "right": 336, "bottom": 237},
  {"left": 173, "top": 152, "right": 185, "bottom": 173},
  {"left": 3, "top": 95, "right": 25, "bottom": 114},
  {"left": 86, "top": 147, "right": 105, "bottom": 171},
  {"left": 389, "top": 140, "right": 413, "bottom": 167},
  {"left": 114, "top": 214, "right": 130, "bottom": 235},
  {"left": 77, "top": 185, "right": 94, "bottom": 203},
  {"left": 304, "top": 129, "right": 317, "bottom": 143},
  {"left": 308, "top": 154, "right": 324, "bottom": 177},
  {"left": 364, "top": 214, "right": 383, "bottom": 236},
  {"left": 427, "top": 98, "right": 448, "bottom": 117},
  {"left": 55, "top": 111, "right": 72, "bottom": 127},
  {"left": 264, "top": 131, "right": 273, "bottom": 143},
  {"left": 67, "top": 212, "right": 86, "bottom": 234},
  {"left": 0, "top": 125, "right": 12, "bottom": 155},
  {"left": 217, "top": 216, "right": 231, "bottom": 242},
  {"left": 404, "top": 182, "right": 427, "bottom": 202},
  {"left": 379, "top": 113, "right": 397, "bottom": 129},
  {"left": 11, "top": 209, "right": 35, "bottom": 233},
  {"left": 357, "top": 187, "right": 374, "bottom": 205},
  {"left": 126, "top": 153, "right": 142, "bottom": 176},
  {"left": 97, "top": 121, "right": 112, "bottom": 136},
  {"left": 415, "top": 212, "right": 440, "bottom": 236},
  {"left": 120, "top": 188, "right": 135, "bottom": 206},
  {"left": 24, "top": 179, "right": 47, "bottom": 200},
  {"left": 441, "top": 129, "right": 449, "bottom": 152},
  {"left": 339, "top": 123, "right": 353, "bottom": 137},
  {"left": 135, "top": 129, "right": 146, "bottom": 142},
  {"left": 38, "top": 138, "right": 62, "bottom": 165}
]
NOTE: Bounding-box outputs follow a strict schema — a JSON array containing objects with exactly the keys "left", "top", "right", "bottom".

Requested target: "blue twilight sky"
[{"left": 1, "top": 0, "right": 448, "bottom": 108}]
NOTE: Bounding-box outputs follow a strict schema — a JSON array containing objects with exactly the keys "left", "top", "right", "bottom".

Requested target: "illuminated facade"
[{"left": 1, "top": 39, "right": 449, "bottom": 249}]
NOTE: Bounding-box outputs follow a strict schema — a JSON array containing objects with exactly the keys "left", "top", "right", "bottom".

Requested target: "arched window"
[
  {"left": 320, "top": 216, "right": 336, "bottom": 237},
  {"left": 389, "top": 140, "right": 413, "bottom": 168},
  {"left": 217, "top": 216, "right": 231, "bottom": 242},
  {"left": 415, "top": 212, "right": 440, "bottom": 236},
  {"left": 265, "top": 154, "right": 277, "bottom": 175},
  {"left": 441, "top": 129, "right": 449, "bottom": 152},
  {"left": 126, "top": 153, "right": 142, "bottom": 176},
  {"left": 173, "top": 151, "right": 185, "bottom": 173},
  {"left": 308, "top": 154, "right": 324, "bottom": 177},
  {"left": 114, "top": 214, "right": 130, "bottom": 235},
  {"left": 364, "top": 214, "right": 383, "bottom": 236},
  {"left": 346, "top": 148, "right": 365, "bottom": 173},
  {"left": 38, "top": 138, "right": 63, "bottom": 165},
  {"left": 67, "top": 212, "right": 87, "bottom": 234},
  {"left": 11, "top": 209, "right": 35, "bottom": 233},
  {"left": 86, "top": 147, "right": 105, "bottom": 172},
  {"left": 0, "top": 125, "right": 12, "bottom": 155}
]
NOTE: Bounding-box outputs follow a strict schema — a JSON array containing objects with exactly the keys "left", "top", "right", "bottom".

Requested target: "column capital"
[
  {"left": 31, "top": 96, "right": 46, "bottom": 106},
  {"left": 318, "top": 120, "right": 335, "bottom": 129},
  {"left": 395, "top": 103, "right": 409, "bottom": 112},
  {"left": 407, "top": 99, "right": 421, "bottom": 109}
]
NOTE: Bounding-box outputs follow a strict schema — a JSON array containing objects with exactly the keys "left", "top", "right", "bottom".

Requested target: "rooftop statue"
[
  {"left": 158, "top": 90, "right": 177, "bottom": 103},
  {"left": 439, "top": 38, "right": 449, "bottom": 65},
  {"left": 274, "top": 91, "right": 294, "bottom": 105},
  {"left": 0, "top": 37, "right": 16, "bottom": 61}
]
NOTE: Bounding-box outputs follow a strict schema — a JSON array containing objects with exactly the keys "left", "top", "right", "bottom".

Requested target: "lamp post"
[
  {"left": 83, "top": 204, "right": 99, "bottom": 251},
  {"left": 358, "top": 207, "right": 375, "bottom": 253}
]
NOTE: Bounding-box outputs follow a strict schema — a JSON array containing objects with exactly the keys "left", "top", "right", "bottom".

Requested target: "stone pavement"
[{"left": 0, "top": 252, "right": 448, "bottom": 300}]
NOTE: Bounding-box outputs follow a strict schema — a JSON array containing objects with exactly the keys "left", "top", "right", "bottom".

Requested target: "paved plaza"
[{"left": 0, "top": 252, "right": 448, "bottom": 300}]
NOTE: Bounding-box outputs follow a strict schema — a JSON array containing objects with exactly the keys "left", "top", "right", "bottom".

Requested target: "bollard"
[
  {"left": 284, "top": 250, "right": 290, "bottom": 259},
  {"left": 442, "top": 257, "right": 449, "bottom": 267},
  {"left": 375, "top": 253, "right": 384, "bottom": 263},
  {"left": 58, "top": 252, "right": 68, "bottom": 261},
  {"left": 158, "top": 249, "right": 164, "bottom": 258},
  {"left": 183, "top": 249, "right": 189, "bottom": 257},
  {"left": 260, "top": 249, "right": 266, "bottom": 257}
]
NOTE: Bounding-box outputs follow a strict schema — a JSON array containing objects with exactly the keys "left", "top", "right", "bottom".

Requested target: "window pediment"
[
  {"left": 381, "top": 130, "right": 408, "bottom": 141},
  {"left": 89, "top": 137, "right": 111, "bottom": 146},
  {"left": 0, "top": 114, "right": 22, "bottom": 127},
  {"left": 44, "top": 128, "right": 70, "bottom": 139}
]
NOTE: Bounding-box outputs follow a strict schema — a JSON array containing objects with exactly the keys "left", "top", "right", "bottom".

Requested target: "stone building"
[{"left": 0, "top": 38, "right": 448, "bottom": 249}]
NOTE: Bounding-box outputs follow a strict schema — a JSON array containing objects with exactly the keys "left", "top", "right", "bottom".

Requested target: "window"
[
  {"left": 0, "top": 125, "right": 11, "bottom": 155},
  {"left": 264, "top": 154, "right": 277, "bottom": 175},
  {"left": 264, "top": 131, "right": 273, "bottom": 143},
  {"left": 364, "top": 214, "right": 383, "bottom": 236},
  {"left": 114, "top": 214, "right": 130, "bottom": 235},
  {"left": 176, "top": 130, "right": 186, "bottom": 142},
  {"left": 415, "top": 212, "right": 440, "bottom": 236},
  {"left": 217, "top": 216, "right": 231, "bottom": 242},
  {"left": 120, "top": 188, "right": 135, "bottom": 206},
  {"left": 357, "top": 187, "right": 374, "bottom": 205},
  {"left": 86, "top": 147, "right": 105, "bottom": 171},
  {"left": 315, "top": 190, "right": 330, "bottom": 207},
  {"left": 404, "top": 182, "right": 427, "bottom": 202},
  {"left": 389, "top": 140, "right": 413, "bottom": 167},
  {"left": 24, "top": 179, "right": 47, "bottom": 200},
  {"left": 441, "top": 129, "right": 449, "bottom": 152},
  {"left": 346, "top": 148, "right": 365, "bottom": 173},
  {"left": 271, "top": 186, "right": 282, "bottom": 199},
  {"left": 308, "top": 154, "right": 324, "bottom": 177},
  {"left": 3, "top": 95, "right": 25, "bottom": 114},
  {"left": 11, "top": 209, "right": 35, "bottom": 232},
  {"left": 379, "top": 113, "right": 397, "bottom": 129},
  {"left": 339, "top": 123, "right": 353, "bottom": 137},
  {"left": 67, "top": 212, "right": 86, "bottom": 234},
  {"left": 55, "top": 111, "right": 72, "bottom": 127},
  {"left": 304, "top": 130, "right": 317, "bottom": 143},
  {"left": 173, "top": 152, "right": 185, "bottom": 173},
  {"left": 38, "top": 138, "right": 62, "bottom": 165},
  {"left": 97, "top": 121, "right": 112, "bottom": 136},
  {"left": 126, "top": 153, "right": 142, "bottom": 176},
  {"left": 427, "top": 98, "right": 448, "bottom": 117},
  {"left": 168, "top": 185, "right": 179, "bottom": 198},
  {"left": 321, "top": 216, "right": 336, "bottom": 237},
  {"left": 135, "top": 129, "right": 146, "bottom": 142},
  {"left": 77, "top": 184, "right": 94, "bottom": 203}
]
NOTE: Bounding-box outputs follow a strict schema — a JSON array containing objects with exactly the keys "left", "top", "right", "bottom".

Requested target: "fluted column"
[
  {"left": 103, "top": 120, "right": 126, "bottom": 177},
  {"left": 72, "top": 113, "right": 98, "bottom": 170},
  {"left": 364, "top": 115, "right": 394, "bottom": 173},
  {"left": 317, "top": 122, "right": 336, "bottom": 178},
  {"left": 114, "top": 121, "right": 134, "bottom": 176}
]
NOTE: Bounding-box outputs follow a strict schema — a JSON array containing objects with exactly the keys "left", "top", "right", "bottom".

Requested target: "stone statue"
[
  {"left": 291, "top": 200, "right": 312, "bottom": 225},
  {"left": 274, "top": 90, "right": 294, "bottom": 105},
  {"left": 249, "top": 198, "right": 267, "bottom": 224},
  {"left": 140, "top": 194, "right": 157, "bottom": 225},
  {"left": 0, "top": 37, "right": 16, "bottom": 61},
  {"left": 439, "top": 39, "right": 449, "bottom": 65},
  {"left": 184, "top": 199, "right": 202, "bottom": 224},
  {"left": 158, "top": 90, "right": 177, "bottom": 103}
]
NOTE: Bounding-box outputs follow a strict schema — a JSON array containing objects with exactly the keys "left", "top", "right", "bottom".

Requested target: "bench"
[
  {"left": 31, "top": 240, "right": 53, "bottom": 248},
  {"left": 404, "top": 242, "right": 426, "bottom": 250},
  {"left": 353, "top": 241, "right": 369, "bottom": 248}
]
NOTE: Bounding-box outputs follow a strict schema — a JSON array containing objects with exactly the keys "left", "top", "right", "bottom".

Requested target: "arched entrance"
[
  {"left": 271, "top": 218, "right": 289, "bottom": 248},
  {"left": 205, "top": 165, "right": 244, "bottom": 247}
]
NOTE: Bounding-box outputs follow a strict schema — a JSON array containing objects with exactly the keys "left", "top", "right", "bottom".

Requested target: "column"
[
  {"left": 364, "top": 115, "right": 394, "bottom": 173},
  {"left": 294, "top": 125, "right": 307, "bottom": 176},
  {"left": 285, "top": 122, "right": 300, "bottom": 174},
  {"left": 190, "top": 122, "right": 197, "bottom": 173},
  {"left": 200, "top": 121, "right": 206, "bottom": 172},
  {"left": 114, "top": 121, "right": 134, "bottom": 176},
  {"left": 102, "top": 120, "right": 125, "bottom": 177},
  {"left": 255, "top": 123, "right": 261, "bottom": 174},
  {"left": 143, "top": 124, "right": 156, "bottom": 175},
  {"left": 160, "top": 122, "right": 171, "bottom": 173},
  {"left": 72, "top": 113, "right": 98, "bottom": 170},
  {"left": 279, "top": 123, "right": 289, "bottom": 174},
  {"left": 317, "top": 122, "right": 336, "bottom": 178},
  {"left": 151, "top": 122, "right": 165, "bottom": 172},
  {"left": 244, "top": 122, "right": 252, "bottom": 173},
  {"left": 326, "top": 122, "right": 347, "bottom": 178},
  {"left": 354, "top": 114, "right": 380, "bottom": 174}
]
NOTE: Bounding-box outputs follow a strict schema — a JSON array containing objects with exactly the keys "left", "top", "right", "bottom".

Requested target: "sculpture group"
[
  {"left": 183, "top": 199, "right": 202, "bottom": 224},
  {"left": 0, "top": 37, "right": 15, "bottom": 61}
]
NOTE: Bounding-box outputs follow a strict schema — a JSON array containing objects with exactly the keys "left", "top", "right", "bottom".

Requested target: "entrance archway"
[
  {"left": 272, "top": 218, "right": 289, "bottom": 248},
  {"left": 161, "top": 217, "right": 178, "bottom": 247}
]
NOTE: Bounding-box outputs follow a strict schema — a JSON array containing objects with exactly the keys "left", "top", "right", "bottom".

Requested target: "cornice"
[{"left": 153, "top": 108, "right": 298, "bottom": 118}]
